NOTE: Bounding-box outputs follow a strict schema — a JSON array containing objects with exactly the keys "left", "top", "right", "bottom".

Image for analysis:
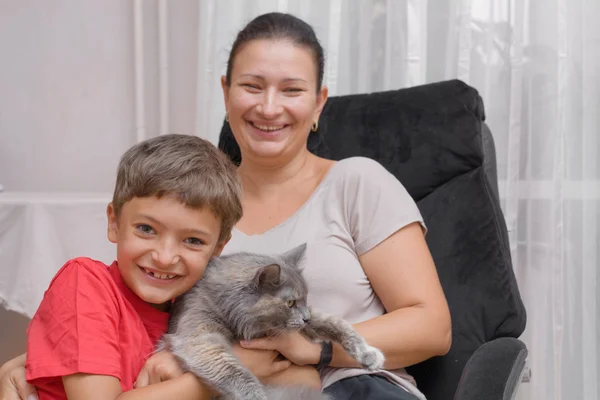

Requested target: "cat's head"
[{"left": 216, "top": 243, "right": 311, "bottom": 339}]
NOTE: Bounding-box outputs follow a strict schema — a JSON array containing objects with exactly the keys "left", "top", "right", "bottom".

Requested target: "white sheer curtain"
[
  {"left": 193, "top": 1, "right": 598, "bottom": 399},
  {"left": 1, "top": 1, "right": 598, "bottom": 398}
]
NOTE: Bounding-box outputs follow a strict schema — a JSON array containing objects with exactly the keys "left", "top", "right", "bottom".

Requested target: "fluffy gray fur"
[{"left": 160, "top": 243, "right": 385, "bottom": 400}]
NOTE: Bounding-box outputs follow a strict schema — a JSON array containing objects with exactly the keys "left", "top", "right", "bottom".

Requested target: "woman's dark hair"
[{"left": 225, "top": 12, "right": 325, "bottom": 91}]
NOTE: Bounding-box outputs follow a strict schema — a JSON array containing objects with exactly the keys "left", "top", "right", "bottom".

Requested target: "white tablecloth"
[{"left": 0, "top": 192, "right": 115, "bottom": 318}]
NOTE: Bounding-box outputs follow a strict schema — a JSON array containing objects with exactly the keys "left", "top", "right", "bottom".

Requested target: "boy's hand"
[
  {"left": 134, "top": 351, "right": 184, "bottom": 388},
  {"left": 0, "top": 353, "right": 38, "bottom": 400}
]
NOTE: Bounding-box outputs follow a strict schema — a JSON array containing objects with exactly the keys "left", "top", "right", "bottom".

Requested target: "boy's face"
[{"left": 106, "top": 195, "right": 228, "bottom": 309}]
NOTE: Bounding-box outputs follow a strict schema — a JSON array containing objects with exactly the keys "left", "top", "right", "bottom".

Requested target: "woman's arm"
[
  {"left": 241, "top": 222, "right": 451, "bottom": 370},
  {"left": 233, "top": 345, "right": 321, "bottom": 389},
  {"left": 331, "top": 222, "right": 451, "bottom": 369},
  {"left": 63, "top": 372, "right": 214, "bottom": 400}
]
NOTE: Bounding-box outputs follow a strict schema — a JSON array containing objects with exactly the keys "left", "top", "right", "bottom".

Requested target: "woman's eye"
[
  {"left": 136, "top": 224, "right": 155, "bottom": 235},
  {"left": 284, "top": 87, "right": 302, "bottom": 93},
  {"left": 185, "top": 237, "right": 205, "bottom": 246},
  {"left": 287, "top": 300, "right": 296, "bottom": 308},
  {"left": 242, "top": 83, "right": 260, "bottom": 91}
]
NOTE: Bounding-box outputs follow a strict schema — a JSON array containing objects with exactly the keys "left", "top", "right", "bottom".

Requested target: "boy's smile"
[
  {"left": 106, "top": 195, "right": 228, "bottom": 309},
  {"left": 139, "top": 265, "right": 178, "bottom": 280}
]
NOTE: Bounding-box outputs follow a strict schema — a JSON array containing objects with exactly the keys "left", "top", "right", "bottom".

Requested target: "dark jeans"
[{"left": 324, "top": 375, "right": 420, "bottom": 400}]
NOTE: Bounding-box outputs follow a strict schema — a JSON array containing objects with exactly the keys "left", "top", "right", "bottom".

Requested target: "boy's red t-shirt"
[{"left": 25, "top": 257, "right": 170, "bottom": 399}]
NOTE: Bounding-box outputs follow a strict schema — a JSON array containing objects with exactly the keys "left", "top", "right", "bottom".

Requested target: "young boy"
[{"left": 25, "top": 134, "right": 243, "bottom": 399}]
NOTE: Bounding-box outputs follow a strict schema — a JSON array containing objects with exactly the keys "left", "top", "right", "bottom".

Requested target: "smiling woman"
[{"left": 215, "top": 12, "right": 451, "bottom": 400}]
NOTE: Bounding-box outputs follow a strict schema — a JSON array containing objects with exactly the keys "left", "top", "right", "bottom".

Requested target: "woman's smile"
[{"left": 248, "top": 120, "right": 289, "bottom": 139}]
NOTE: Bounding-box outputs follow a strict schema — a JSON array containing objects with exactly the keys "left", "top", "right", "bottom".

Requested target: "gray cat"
[{"left": 160, "top": 243, "right": 385, "bottom": 400}]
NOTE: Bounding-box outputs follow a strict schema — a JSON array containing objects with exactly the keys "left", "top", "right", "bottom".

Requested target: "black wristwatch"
[{"left": 316, "top": 341, "right": 333, "bottom": 368}]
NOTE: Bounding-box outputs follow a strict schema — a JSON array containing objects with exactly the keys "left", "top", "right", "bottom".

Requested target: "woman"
[{"left": 0, "top": 12, "right": 451, "bottom": 400}]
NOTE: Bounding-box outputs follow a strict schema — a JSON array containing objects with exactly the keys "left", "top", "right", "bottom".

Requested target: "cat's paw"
[{"left": 356, "top": 345, "right": 385, "bottom": 371}]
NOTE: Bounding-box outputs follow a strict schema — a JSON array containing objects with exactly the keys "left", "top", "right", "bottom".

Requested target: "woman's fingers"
[
  {"left": 231, "top": 343, "right": 291, "bottom": 381},
  {"left": 270, "top": 359, "right": 292, "bottom": 375},
  {"left": 239, "top": 338, "right": 277, "bottom": 350},
  {"left": 241, "top": 332, "right": 321, "bottom": 366}
]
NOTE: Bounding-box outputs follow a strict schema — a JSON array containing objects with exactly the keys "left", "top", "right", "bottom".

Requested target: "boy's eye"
[
  {"left": 136, "top": 224, "right": 155, "bottom": 235},
  {"left": 287, "top": 300, "right": 296, "bottom": 308},
  {"left": 185, "top": 237, "right": 205, "bottom": 246}
]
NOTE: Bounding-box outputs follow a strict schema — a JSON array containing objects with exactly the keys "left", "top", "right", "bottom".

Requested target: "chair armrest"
[{"left": 454, "top": 337, "right": 528, "bottom": 400}]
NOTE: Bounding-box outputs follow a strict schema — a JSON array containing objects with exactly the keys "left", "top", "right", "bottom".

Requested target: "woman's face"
[{"left": 221, "top": 39, "right": 328, "bottom": 164}]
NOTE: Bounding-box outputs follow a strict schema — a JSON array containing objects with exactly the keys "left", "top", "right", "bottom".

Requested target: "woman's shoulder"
[
  {"left": 325, "top": 156, "right": 414, "bottom": 205},
  {"left": 334, "top": 156, "right": 385, "bottom": 170},
  {"left": 329, "top": 156, "right": 397, "bottom": 184}
]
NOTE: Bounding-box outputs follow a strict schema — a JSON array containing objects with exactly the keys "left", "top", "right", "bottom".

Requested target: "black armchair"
[{"left": 219, "top": 80, "right": 528, "bottom": 400}]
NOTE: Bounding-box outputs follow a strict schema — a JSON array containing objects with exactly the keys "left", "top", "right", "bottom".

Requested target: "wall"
[{"left": 0, "top": 0, "right": 203, "bottom": 194}]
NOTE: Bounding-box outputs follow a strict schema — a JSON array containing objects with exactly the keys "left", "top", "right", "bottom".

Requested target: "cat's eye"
[{"left": 287, "top": 300, "right": 296, "bottom": 308}]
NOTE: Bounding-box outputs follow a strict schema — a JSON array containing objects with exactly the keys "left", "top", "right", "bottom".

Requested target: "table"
[{"left": 0, "top": 192, "right": 115, "bottom": 317}]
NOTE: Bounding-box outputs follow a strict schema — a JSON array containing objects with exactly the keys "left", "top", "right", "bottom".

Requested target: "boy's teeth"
[
  {"left": 144, "top": 268, "right": 175, "bottom": 280},
  {"left": 254, "top": 123, "right": 284, "bottom": 131}
]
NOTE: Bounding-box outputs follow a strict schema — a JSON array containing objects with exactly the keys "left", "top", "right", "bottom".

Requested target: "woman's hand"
[
  {"left": 239, "top": 331, "right": 321, "bottom": 367},
  {"left": 134, "top": 350, "right": 185, "bottom": 388},
  {"left": 231, "top": 343, "right": 291, "bottom": 382},
  {"left": 0, "top": 353, "right": 38, "bottom": 400}
]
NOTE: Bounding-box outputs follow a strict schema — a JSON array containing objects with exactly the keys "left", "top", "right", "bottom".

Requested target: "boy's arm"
[{"left": 63, "top": 372, "right": 216, "bottom": 400}]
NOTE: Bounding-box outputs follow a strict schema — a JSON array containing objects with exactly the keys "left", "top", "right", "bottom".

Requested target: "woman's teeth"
[
  {"left": 143, "top": 268, "right": 176, "bottom": 280},
  {"left": 253, "top": 123, "right": 284, "bottom": 132}
]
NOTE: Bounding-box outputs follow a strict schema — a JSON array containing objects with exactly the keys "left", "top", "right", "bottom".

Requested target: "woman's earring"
[
  {"left": 311, "top": 121, "right": 319, "bottom": 132},
  {"left": 225, "top": 114, "right": 229, "bottom": 123}
]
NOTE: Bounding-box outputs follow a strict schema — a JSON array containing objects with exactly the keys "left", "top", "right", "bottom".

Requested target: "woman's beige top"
[{"left": 223, "top": 157, "right": 427, "bottom": 399}]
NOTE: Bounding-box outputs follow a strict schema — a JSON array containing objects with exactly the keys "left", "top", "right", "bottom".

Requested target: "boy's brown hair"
[{"left": 112, "top": 134, "right": 242, "bottom": 242}]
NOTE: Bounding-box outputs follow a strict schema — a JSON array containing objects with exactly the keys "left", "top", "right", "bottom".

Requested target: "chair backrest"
[{"left": 218, "top": 79, "right": 527, "bottom": 400}]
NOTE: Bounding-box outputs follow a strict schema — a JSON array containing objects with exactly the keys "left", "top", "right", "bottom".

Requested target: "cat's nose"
[{"left": 302, "top": 310, "right": 311, "bottom": 322}]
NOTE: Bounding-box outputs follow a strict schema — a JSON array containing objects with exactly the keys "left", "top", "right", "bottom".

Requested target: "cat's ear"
[
  {"left": 254, "top": 264, "right": 281, "bottom": 290},
  {"left": 283, "top": 243, "right": 307, "bottom": 268}
]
